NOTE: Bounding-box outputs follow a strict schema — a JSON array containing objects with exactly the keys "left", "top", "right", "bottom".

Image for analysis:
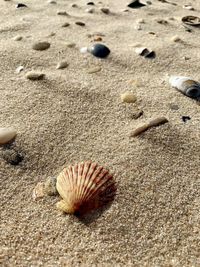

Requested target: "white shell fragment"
[
  {"left": 26, "top": 71, "right": 45, "bottom": 80},
  {"left": 121, "top": 91, "right": 137, "bottom": 103},
  {"left": 56, "top": 61, "right": 68, "bottom": 69},
  {"left": 0, "top": 128, "right": 17, "bottom": 145},
  {"left": 16, "top": 66, "right": 24, "bottom": 73},
  {"left": 80, "top": 47, "right": 88, "bottom": 53},
  {"left": 169, "top": 76, "right": 200, "bottom": 98}
]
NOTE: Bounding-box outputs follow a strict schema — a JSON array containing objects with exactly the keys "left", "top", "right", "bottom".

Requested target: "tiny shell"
[
  {"left": 121, "top": 91, "right": 137, "bottom": 103},
  {"left": 16, "top": 66, "right": 24, "bottom": 73},
  {"left": 56, "top": 61, "right": 68, "bottom": 69},
  {"left": 169, "top": 76, "right": 200, "bottom": 98},
  {"left": 0, "top": 128, "right": 17, "bottom": 145},
  {"left": 86, "top": 66, "right": 101, "bottom": 74},
  {"left": 32, "top": 42, "right": 50, "bottom": 51},
  {"left": 56, "top": 161, "right": 117, "bottom": 215},
  {"left": 26, "top": 71, "right": 45, "bottom": 80}
]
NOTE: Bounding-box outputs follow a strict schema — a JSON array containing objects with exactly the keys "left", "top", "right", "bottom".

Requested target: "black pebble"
[
  {"left": 87, "top": 2, "right": 95, "bottom": 5},
  {"left": 128, "top": 0, "right": 146, "bottom": 8},
  {"left": 182, "top": 116, "right": 191, "bottom": 123},
  {"left": 89, "top": 43, "right": 110, "bottom": 58},
  {"left": 1, "top": 149, "right": 24, "bottom": 165},
  {"left": 16, "top": 3, "right": 27, "bottom": 8}
]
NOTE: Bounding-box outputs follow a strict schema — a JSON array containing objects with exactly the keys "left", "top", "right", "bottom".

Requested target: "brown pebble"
[
  {"left": 75, "top": 21, "right": 85, "bottom": 26},
  {"left": 86, "top": 66, "right": 101, "bottom": 74},
  {"left": 44, "top": 177, "right": 58, "bottom": 196},
  {"left": 62, "top": 22, "right": 70, "bottom": 27},
  {"left": 26, "top": 71, "right": 45, "bottom": 80},
  {"left": 93, "top": 36, "right": 102, "bottom": 42},
  {"left": 32, "top": 42, "right": 50, "bottom": 51},
  {"left": 33, "top": 182, "right": 45, "bottom": 200},
  {"left": 132, "top": 110, "right": 143, "bottom": 119}
]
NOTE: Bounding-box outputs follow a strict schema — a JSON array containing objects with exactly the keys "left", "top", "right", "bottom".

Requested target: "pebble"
[
  {"left": 57, "top": 11, "right": 69, "bottom": 16},
  {"left": 87, "top": 2, "right": 95, "bottom": 5},
  {"left": 169, "top": 103, "right": 179, "bottom": 110},
  {"left": 134, "top": 24, "right": 142, "bottom": 30},
  {"left": 171, "top": 36, "right": 181, "bottom": 42},
  {"left": 132, "top": 109, "right": 143, "bottom": 119},
  {"left": 127, "top": 0, "right": 146, "bottom": 8},
  {"left": 66, "top": 42, "right": 76, "bottom": 48},
  {"left": 100, "top": 8, "right": 110, "bottom": 14},
  {"left": 0, "top": 128, "right": 17, "bottom": 145},
  {"left": 182, "top": 116, "right": 191, "bottom": 122},
  {"left": 156, "top": 19, "right": 168, "bottom": 25},
  {"left": 32, "top": 41, "right": 50, "bottom": 51},
  {"left": 33, "top": 183, "right": 45, "bottom": 200},
  {"left": 93, "top": 36, "right": 103, "bottom": 42},
  {"left": 80, "top": 47, "right": 88, "bottom": 53},
  {"left": 121, "top": 91, "right": 137, "bottom": 103},
  {"left": 71, "top": 4, "right": 78, "bottom": 8},
  {"left": 1, "top": 149, "right": 23, "bottom": 165},
  {"left": 135, "top": 47, "right": 155, "bottom": 58},
  {"left": 44, "top": 177, "right": 58, "bottom": 196},
  {"left": 26, "top": 71, "right": 45, "bottom": 80},
  {"left": 56, "top": 61, "right": 68, "bottom": 69},
  {"left": 85, "top": 8, "right": 95, "bottom": 13},
  {"left": 62, "top": 22, "right": 70, "bottom": 27},
  {"left": 16, "top": 66, "right": 24, "bottom": 73},
  {"left": 86, "top": 66, "right": 101, "bottom": 74},
  {"left": 88, "top": 43, "right": 110, "bottom": 58},
  {"left": 75, "top": 21, "right": 85, "bottom": 26},
  {"left": 48, "top": 0, "right": 57, "bottom": 4},
  {"left": 16, "top": 3, "right": 27, "bottom": 8},
  {"left": 183, "top": 4, "right": 194, "bottom": 10},
  {"left": 13, "top": 35, "right": 23, "bottom": 41}
]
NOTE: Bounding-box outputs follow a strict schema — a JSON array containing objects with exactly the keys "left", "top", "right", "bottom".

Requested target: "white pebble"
[
  {"left": 80, "top": 47, "right": 88, "bottom": 53},
  {"left": 56, "top": 61, "right": 68, "bottom": 69},
  {"left": 16, "top": 66, "right": 24, "bottom": 73},
  {"left": 0, "top": 128, "right": 17, "bottom": 145},
  {"left": 121, "top": 92, "right": 137, "bottom": 103},
  {"left": 26, "top": 71, "right": 45, "bottom": 80}
]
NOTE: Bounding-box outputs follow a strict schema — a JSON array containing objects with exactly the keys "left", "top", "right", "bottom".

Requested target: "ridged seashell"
[
  {"left": 56, "top": 161, "right": 117, "bottom": 215},
  {"left": 169, "top": 76, "right": 200, "bottom": 98},
  {"left": 0, "top": 128, "right": 17, "bottom": 145},
  {"left": 182, "top": 16, "right": 200, "bottom": 26}
]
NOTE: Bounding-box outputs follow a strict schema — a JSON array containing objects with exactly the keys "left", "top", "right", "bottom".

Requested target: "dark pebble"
[
  {"left": 128, "top": 0, "right": 146, "bottom": 8},
  {"left": 75, "top": 21, "right": 85, "bottom": 26},
  {"left": 182, "top": 116, "right": 191, "bottom": 123},
  {"left": 87, "top": 2, "right": 95, "bottom": 5},
  {"left": 16, "top": 3, "right": 27, "bottom": 8},
  {"left": 1, "top": 149, "right": 24, "bottom": 165},
  {"left": 89, "top": 43, "right": 110, "bottom": 58}
]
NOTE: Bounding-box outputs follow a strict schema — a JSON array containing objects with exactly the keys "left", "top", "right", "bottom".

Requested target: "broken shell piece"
[
  {"left": 56, "top": 161, "right": 117, "bottom": 215},
  {"left": 26, "top": 71, "right": 45, "bottom": 80},
  {"left": 80, "top": 47, "right": 88, "bottom": 54},
  {"left": 121, "top": 91, "right": 137, "bottom": 103},
  {"left": 33, "top": 182, "right": 45, "bottom": 200},
  {"left": 169, "top": 76, "right": 200, "bottom": 98},
  {"left": 86, "top": 66, "right": 101, "bottom": 74},
  {"left": 16, "top": 66, "right": 24, "bottom": 73},
  {"left": 0, "top": 128, "right": 17, "bottom": 145},
  {"left": 182, "top": 16, "right": 200, "bottom": 26},
  {"left": 44, "top": 177, "right": 58, "bottom": 196},
  {"left": 135, "top": 47, "right": 155, "bottom": 58},
  {"left": 130, "top": 117, "right": 168, "bottom": 137}
]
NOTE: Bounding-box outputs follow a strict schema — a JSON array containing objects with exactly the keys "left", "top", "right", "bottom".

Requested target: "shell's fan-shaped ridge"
[{"left": 56, "top": 161, "right": 117, "bottom": 215}]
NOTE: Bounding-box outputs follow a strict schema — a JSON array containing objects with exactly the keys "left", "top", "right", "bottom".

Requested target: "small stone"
[
  {"left": 48, "top": 0, "right": 56, "bottom": 4},
  {"left": 0, "top": 128, "right": 17, "bottom": 145},
  {"left": 93, "top": 36, "right": 103, "bottom": 42},
  {"left": 87, "top": 2, "right": 95, "bottom": 5},
  {"left": 169, "top": 103, "right": 179, "bottom": 110},
  {"left": 71, "top": 4, "right": 78, "bottom": 8},
  {"left": 132, "top": 110, "right": 143, "bottom": 119},
  {"left": 16, "top": 3, "right": 27, "bottom": 8},
  {"left": 86, "top": 66, "right": 101, "bottom": 74},
  {"left": 56, "top": 61, "right": 68, "bottom": 69},
  {"left": 183, "top": 4, "right": 194, "bottom": 10},
  {"left": 121, "top": 91, "right": 137, "bottom": 103},
  {"left": 62, "top": 22, "right": 70, "bottom": 27},
  {"left": 16, "top": 66, "right": 24, "bottom": 73},
  {"left": 100, "top": 7, "right": 110, "bottom": 14},
  {"left": 44, "top": 177, "right": 57, "bottom": 196},
  {"left": 75, "top": 21, "right": 85, "bottom": 26},
  {"left": 26, "top": 71, "right": 45, "bottom": 80},
  {"left": 171, "top": 36, "right": 181, "bottom": 42},
  {"left": 85, "top": 8, "right": 95, "bottom": 13},
  {"left": 183, "top": 56, "right": 190, "bottom": 61},
  {"left": 80, "top": 47, "right": 88, "bottom": 53},
  {"left": 88, "top": 43, "right": 110, "bottom": 58},
  {"left": 156, "top": 19, "right": 168, "bottom": 25},
  {"left": 32, "top": 41, "right": 50, "bottom": 51},
  {"left": 1, "top": 149, "right": 23, "bottom": 165},
  {"left": 137, "top": 19, "right": 145, "bottom": 24},
  {"left": 13, "top": 35, "right": 23, "bottom": 41},
  {"left": 33, "top": 183, "right": 45, "bottom": 200},
  {"left": 66, "top": 42, "right": 76, "bottom": 48},
  {"left": 128, "top": 0, "right": 146, "bottom": 8},
  {"left": 182, "top": 116, "right": 191, "bottom": 122},
  {"left": 57, "top": 10, "right": 69, "bottom": 16},
  {"left": 134, "top": 24, "right": 142, "bottom": 30}
]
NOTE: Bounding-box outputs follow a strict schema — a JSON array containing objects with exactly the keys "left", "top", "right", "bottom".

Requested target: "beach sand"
[{"left": 0, "top": 0, "right": 200, "bottom": 266}]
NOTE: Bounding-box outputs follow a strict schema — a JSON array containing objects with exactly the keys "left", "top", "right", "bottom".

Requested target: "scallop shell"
[
  {"left": 169, "top": 76, "right": 200, "bottom": 98},
  {"left": 56, "top": 161, "right": 117, "bottom": 215}
]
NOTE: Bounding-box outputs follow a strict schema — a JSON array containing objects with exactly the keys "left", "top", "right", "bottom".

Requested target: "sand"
[{"left": 0, "top": 0, "right": 200, "bottom": 266}]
